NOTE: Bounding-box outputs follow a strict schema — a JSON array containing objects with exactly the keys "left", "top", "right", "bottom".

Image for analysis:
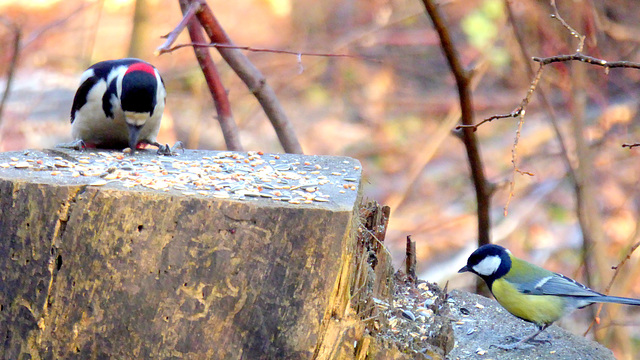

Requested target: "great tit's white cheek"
[{"left": 472, "top": 255, "right": 501, "bottom": 276}]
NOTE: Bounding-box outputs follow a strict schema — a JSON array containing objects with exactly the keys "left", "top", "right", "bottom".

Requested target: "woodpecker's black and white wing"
[
  {"left": 70, "top": 59, "right": 141, "bottom": 124},
  {"left": 70, "top": 71, "right": 101, "bottom": 124}
]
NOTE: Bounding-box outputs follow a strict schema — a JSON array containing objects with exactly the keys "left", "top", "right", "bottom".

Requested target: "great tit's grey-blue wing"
[{"left": 515, "top": 273, "right": 603, "bottom": 297}]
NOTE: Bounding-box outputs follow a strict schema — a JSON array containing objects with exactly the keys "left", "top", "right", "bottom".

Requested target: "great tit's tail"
[{"left": 593, "top": 295, "right": 640, "bottom": 306}]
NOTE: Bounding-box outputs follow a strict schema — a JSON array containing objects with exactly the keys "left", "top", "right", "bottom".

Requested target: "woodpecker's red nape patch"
[{"left": 125, "top": 62, "right": 156, "bottom": 76}]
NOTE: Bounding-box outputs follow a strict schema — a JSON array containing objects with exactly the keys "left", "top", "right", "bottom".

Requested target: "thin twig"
[
  {"left": 503, "top": 0, "right": 577, "bottom": 186},
  {"left": 533, "top": 53, "right": 640, "bottom": 70},
  {"left": 560, "top": 3, "right": 609, "bottom": 335},
  {"left": 421, "top": 0, "right": 491, "bottom": 252},
  {"left": 192, "top": 0, "right": 303, "bottom": 154},
  {"left": 22, "top": 3, "right": 92, "bottom": 47},
  {"left": 159, "top": 42, "right": 380, "bottom": 62},
  {"left": 484, "top": 0, "right": 615, "bottom": 218},
  {"left": 470, "top": 50, "right": 639, "bottom": 132},
  {"left": 622, "top": 143, "right": 640, "bottom": 149},
  {"left": 504, "top": 112, "right": 530, "bottom": 216},
  {"left": 501, "top": 65, "right": 546, "bottom": 216},
  {"left": 584, "top": 240, "right": 640, "bottom": 336},
  {"left": 456, "top": 110, "right": 522, "bottom": 131},
  {"left": 550, "top": 0, "right": 586, "bottom": 52},
  {"left": 457, "top": 64, "right": 544, "bottom": 132},
  {"left": 155, "top": 1, "right": 200, "bottom": 56},
  {"left": 178, "top": 0, "right": 242, "bottom": 151}
]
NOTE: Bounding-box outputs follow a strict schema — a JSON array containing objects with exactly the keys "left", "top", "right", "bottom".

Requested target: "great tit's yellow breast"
[{"left": 491, "top": 278, "right": 566, "bottom": 326}]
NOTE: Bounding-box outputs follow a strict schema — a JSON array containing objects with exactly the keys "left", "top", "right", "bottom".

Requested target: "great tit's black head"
[{"left": 458, "top": 244, "right": 511, "bottom": 283}]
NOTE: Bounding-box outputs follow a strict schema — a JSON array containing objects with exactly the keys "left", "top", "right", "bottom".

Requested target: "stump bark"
[{"left": 0, "top": 149, "right": 364, "bottom": 359}]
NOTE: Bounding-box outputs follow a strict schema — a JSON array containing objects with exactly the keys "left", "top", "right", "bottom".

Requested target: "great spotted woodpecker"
[{"left": 68, "top": 58, "right": 177, "bottom": 154}]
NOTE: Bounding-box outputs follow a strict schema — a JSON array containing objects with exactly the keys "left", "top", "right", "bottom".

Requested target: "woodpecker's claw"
[
  {"left": 56, "top": 139, "right": 87, "bottom": 151},
  {"left": 155, "top": 141, "right": 184, "bottom": 156}
]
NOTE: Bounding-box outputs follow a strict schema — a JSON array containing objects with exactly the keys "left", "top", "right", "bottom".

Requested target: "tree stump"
[{"left": 0, "top": 149, "right": 364, "bottom": 359}]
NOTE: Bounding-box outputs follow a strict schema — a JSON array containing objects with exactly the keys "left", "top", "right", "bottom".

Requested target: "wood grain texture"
[{"left": 0, "top": 149, "right": 361, "bottom": 359}]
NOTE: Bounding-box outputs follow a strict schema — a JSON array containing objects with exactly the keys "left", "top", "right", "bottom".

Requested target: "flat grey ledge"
[{"left": 447, "top": 290, "right": 615, "bottom": 360}]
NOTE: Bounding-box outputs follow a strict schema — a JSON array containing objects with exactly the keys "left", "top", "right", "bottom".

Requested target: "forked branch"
[{"left": 159, "top": 0, "right": 303, "bottom": 153}]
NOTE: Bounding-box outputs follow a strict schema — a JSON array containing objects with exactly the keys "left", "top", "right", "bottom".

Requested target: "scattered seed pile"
[
  {"left": 0, "top": 150, "right": 361, "bottom": 205},
  {"left": 373, "top": 277, "right": 453, "bottom": 357}
]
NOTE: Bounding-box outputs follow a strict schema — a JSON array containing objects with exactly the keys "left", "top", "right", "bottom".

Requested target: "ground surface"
[{"left": 446, "top": 290, "right": 614, "bottom": 360}]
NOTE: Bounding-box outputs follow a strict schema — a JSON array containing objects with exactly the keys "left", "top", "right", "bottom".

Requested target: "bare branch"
[
  {"left": 504, "top": 0, "right": 577, "bottom": 186},
  {"left": 460, "top": 62, "right": 545, "bottom": 133},
  {"left": 0, "top": 19, "right": 21, "bottom": 126},
  {"left": 456, "top": 109, "right": 522, "bottom": 132},
  {"left": 421, "top": 0, "right": 492, "bottom": 251},
  {"left": 155, "top": 1, "right": 200, "bottom": 56},
  {"left": 191, "top": 0, "right": 303, "bottom": 154},
  {"left": 177, "top": 0, "right": 243, "bottom": 151},
  {"left": 533, "top": 52, "right": 640, "bottom": 69}
]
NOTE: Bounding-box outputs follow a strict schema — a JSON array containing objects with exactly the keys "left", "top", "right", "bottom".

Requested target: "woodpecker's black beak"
[
  {"left": 128, "top": 124, "right": 142, "bottom": 151},
  {"left": 458, "top": 265, "right": 469, "bottom": 273}
]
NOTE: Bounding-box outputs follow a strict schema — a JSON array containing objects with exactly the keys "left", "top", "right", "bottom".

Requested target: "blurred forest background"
[{"left": 1, "top": 0, "right": 640, "bottom": 356}]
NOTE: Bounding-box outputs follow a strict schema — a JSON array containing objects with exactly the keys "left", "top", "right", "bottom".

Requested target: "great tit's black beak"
[
  {"left": 458, "top": 265, "right": 469, "bottom": 273},
  {"left": 128, "top": 124, "right": 142, "bottom": 151}
]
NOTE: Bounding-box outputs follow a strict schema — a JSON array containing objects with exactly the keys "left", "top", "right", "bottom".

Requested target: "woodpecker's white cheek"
[{"left": 472, "top": 255, "right": 501, "bottom": 276}]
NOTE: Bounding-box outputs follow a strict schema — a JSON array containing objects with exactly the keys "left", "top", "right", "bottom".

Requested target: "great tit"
[{"left": 458, "top": 244, "right": 640, "bottom": 349}]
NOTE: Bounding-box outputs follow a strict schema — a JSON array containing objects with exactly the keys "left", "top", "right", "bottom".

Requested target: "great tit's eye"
[{"left": 472, "top": 255, "right": 502, "bottom": 276}]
